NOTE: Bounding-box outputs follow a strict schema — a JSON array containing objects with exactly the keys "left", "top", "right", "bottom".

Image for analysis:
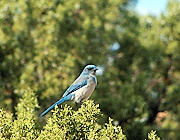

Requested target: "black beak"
[{"left": 94, "top": 68, "right": 98, "bottom": 71}]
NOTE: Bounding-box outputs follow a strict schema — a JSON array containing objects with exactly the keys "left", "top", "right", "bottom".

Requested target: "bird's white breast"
[{"left": 73, "top": 76, "right": 97, "bottom": 103}]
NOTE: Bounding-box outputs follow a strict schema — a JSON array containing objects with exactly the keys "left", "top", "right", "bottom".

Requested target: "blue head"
[{"left": 82, "top": 65, "right": 98, "bottom": 75}]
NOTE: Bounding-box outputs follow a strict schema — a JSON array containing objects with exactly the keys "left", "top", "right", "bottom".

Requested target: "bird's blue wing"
[{"left": 62, "top": 76, "right": 88, "bottom": 97}]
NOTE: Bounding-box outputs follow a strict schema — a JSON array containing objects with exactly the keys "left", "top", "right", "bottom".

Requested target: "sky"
[{"left": 135, "top": 0, "right": 168, "bottom": 15}]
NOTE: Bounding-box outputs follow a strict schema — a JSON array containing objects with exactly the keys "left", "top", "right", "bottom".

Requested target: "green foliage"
[
  {"left": 99, "top": 118, "right": 126, "bottom": 140},
  {"left": 94, "top": 0, "right": 180, "bottom": 139},
  {"left": 0, "top": 89, "right": 39, "bottom": 139},
  {"left": 0, "top": 88, "right": 162, "bottom": 140},
  {"left": 0, "top": 109, "right": 12, "bottom": 139},
  {"left": 0, "top": 89, "right": 127, "bottom": 139},
  {"left": 38, "top": 100, "right": 126, "bottom": 140},
  {"left": 147, "top": 130, "right": 160, "bottom": 140},
  {"left": 10, "top": 89, "right": 39, "bottom": 139},
  {"left": 0, "top": 0, "right": 179, "bottom": 139}
]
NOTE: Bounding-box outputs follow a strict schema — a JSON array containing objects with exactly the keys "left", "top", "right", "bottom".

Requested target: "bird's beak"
[
  {"left": 94, "top": 67, "right": 98, "bottom": 71},
  {"left": 92, "top": 67, "right": 98, "bottom": 75}
]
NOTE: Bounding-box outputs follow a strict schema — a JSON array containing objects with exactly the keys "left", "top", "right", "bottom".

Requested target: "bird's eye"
[{"left": 87, "top": 68, "right": 93, "bottom": 70}]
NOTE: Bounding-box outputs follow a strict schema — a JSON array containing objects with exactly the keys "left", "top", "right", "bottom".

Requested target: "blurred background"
[{"left": 0, "top": 0, "right": 179, "bottom": 139}]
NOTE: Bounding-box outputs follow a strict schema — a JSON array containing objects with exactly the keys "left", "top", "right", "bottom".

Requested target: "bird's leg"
[
  {"left": 79, "top": 101, "right": 83, "bottom": 108},
  {"left": 75, "top": 102, "right": 82, "bottom": 110},
  {"left": 80, "top": 101, "right": 83, "bottom": 105},
  {"left": 75, "top": 102, "right": 79, "bottom": 110}
]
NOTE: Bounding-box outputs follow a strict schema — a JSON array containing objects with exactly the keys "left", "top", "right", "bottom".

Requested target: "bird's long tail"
[{"left": 40, "top": 94, "right": 74, "bottom": 117}]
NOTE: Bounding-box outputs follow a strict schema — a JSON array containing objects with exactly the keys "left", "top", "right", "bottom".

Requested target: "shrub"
[
  {"left": 0, "top": 88, "right": 39, "bottom": 140},
  {"left": 38, "top": 100, "right": 126, "bottom": 140},
  {"left": 0, "top": 89, "right": 161, "bottom": 140},
  {"left": 0, "top": 109, "right": 12, "bottom": 139},
  {"left": 147, "top": 130, "right": 161, "bottom": 140}
]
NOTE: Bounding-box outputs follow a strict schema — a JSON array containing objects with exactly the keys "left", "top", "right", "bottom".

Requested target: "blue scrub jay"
[{"left": 40, "top": 64, "right": 98, "bottom": 117}]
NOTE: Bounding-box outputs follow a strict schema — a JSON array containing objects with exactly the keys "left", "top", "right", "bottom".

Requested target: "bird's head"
[{"left": 82, "top": 65, "right": 98, "bottom": 76}]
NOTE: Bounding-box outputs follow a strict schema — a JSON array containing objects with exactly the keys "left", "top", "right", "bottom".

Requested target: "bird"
[{"left": 40, "top": 64, "right": 98, "bottom": 117}]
